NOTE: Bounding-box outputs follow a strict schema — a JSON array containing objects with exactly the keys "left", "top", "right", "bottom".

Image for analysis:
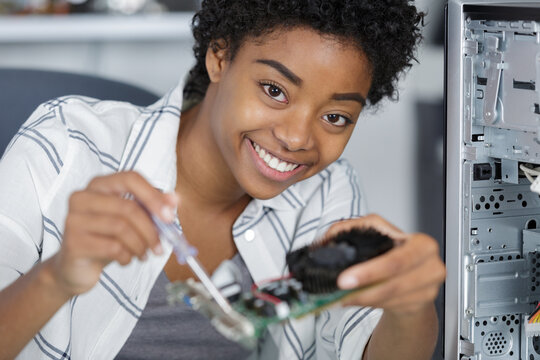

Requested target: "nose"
[{"left": 272, "top": 109, "right": 315, "bottom": 152}]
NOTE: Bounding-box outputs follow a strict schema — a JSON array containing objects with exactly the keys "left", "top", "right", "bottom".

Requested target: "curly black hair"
[{"left": 183, "top": 0, "right": 424, "bottom": 107}]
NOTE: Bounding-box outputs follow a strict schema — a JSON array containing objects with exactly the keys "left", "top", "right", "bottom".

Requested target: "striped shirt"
[{"left": 0, "top": 84, "right": 382, "bottom": 359}]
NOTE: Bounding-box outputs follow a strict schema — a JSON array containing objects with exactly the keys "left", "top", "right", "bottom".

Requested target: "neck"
[{"left": 176, "top": 96, "right": 250, "bottom": 215}]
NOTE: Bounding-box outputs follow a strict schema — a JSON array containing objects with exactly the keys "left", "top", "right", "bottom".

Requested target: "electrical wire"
[
  {"left": 529, "top": 302, "right": 540, "bottom": 323},
  {"left": 520, "top": 163, "right": 540, "bottom": 184}
]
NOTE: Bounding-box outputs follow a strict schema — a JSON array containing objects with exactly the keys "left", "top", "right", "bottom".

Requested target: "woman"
[{"left": 0, "top": 1, "right": 445, "bottom": 359}]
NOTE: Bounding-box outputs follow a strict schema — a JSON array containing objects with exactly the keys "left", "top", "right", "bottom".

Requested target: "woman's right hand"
[{"left": 49, "top": 171, "right": 178, "bottom": 297}]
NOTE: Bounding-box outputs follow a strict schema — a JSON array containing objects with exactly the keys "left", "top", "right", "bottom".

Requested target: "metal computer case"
[{"left": 446, "top": 1, "right": 540, "bottom": 359}]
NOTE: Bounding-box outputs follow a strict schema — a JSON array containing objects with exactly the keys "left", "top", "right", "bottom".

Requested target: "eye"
[
  {"left": 323, "top": 114, "right": 352, "bottom": 127},
  {"left": 261, "top": 82, "right": 288, "bottom": 104}
]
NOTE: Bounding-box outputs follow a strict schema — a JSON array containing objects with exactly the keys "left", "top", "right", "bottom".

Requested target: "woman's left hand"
[{"left": 328, "top": 214, "right": 446, "bottom": 316}]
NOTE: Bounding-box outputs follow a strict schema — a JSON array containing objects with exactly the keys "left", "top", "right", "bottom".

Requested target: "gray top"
[{"left": 115, "top": 256, "right": 253, "bottom": 360}]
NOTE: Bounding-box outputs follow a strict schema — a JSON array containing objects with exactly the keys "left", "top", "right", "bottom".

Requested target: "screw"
[
  {"left": 467, "top": 264, "right": 474, "bottom": 272},
  {"left": 466, "top": 308, "right": 474, "bottom": 316}
]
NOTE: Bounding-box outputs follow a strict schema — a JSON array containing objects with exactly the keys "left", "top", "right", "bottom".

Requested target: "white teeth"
[
  {"left": 269, "top": 157, "right": 279, "bottom": 169},
  {"left": 251, "top": 141, "right": 299, "bottom": 173}
]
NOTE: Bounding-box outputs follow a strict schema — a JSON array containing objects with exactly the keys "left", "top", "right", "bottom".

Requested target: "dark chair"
[{"left": 0, "top": 68, "right": 160, "bottom": 154}]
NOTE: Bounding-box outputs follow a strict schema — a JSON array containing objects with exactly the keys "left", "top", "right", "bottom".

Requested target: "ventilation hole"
[
  {"left": 502, "top": 316, "right": 507, "bottom": 321},
  {"left": 476, "top": 321, "right": 480, "bottom": 326},
  {"left": 510, "top": 328, "right": 514, "bottom": 333},
  {"left": 507, "top": 320, "right": 511, "bottom": 325},
  {"left": 499, "top": 256, "right": 504, "bottom": 261},
  {"left": 508, "top": 255, "right": 513, "bottom": 260},
  {"left": 485, "top": 203, "right": 491, "bottom": 209},
  {"left": 518, "top": 255, "right": 522, "bottom": 259},
  {"left": 476, "top": 204, "right": 481, "bottom": 210},
  {"left": 490, "top": 195, "right": 495, "bottom": 201},
  {"left": 500, "top": 195, "right": 505, "bottom": 201},
  {"left": 484, "top": 320, "right": 488, "bottom": 325},
  {"left": 523, "top": 201, "right": 528, "bottom": 207},
  {"left": 528, "top": 220, "right": 538, "bottom": 229},
  {"left": 480, "top": 196, "right": 486, "bottom": 202},
  {"left": 491, "top": 256, "right": 495, "bottom": 261},
  {"left": 519, "top": 193, "right": 523, "bottom": 200},
  {"left": 495, "top": 202, "right": 500, "bottom": 209},
  {"left": 482, "top": 331, "right": 486, "bottom": 335}
]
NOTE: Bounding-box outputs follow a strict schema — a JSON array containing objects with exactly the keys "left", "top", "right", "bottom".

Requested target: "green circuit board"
[{"left": 167, "top": 278, "right": 357, "bottom": 348}]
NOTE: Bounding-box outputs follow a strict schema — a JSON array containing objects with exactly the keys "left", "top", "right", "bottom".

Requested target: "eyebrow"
[
  {"left": 255, "top": 58, "right": 367, "bottom": 107},
  {"left": 255, "top": 59, "right": 303, "bottom": 86},
  {"left": 331, "top": 93, "right": 367, "bottom": 107}
]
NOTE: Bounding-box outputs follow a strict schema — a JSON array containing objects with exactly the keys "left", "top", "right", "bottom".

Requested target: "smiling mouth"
[{"left": 250, "top": 140, "right": 300, "bottom": 173}]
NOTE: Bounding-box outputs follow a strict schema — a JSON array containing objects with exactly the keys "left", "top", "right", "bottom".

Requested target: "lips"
[{"left": 246, "top": 138, "right": 305, "bottom": 182}]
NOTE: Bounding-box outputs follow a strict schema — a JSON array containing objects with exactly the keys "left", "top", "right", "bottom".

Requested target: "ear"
[{"left": 205, "top": 39, "right": 229, "bottom": 83}]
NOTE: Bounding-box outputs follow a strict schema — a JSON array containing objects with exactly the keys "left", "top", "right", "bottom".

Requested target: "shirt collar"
[{"left": 255, "top": 185, "right": 306, "bottom": 211}]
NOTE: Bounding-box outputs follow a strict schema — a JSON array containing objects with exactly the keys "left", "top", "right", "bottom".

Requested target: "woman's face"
[{"left": 205, "top": 27, "right": 372, "bottom": 200}]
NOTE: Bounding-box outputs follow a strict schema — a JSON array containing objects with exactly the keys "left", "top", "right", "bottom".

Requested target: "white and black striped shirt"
[{"left": 0, "top": 84, "right": 381, "bottom": 359}]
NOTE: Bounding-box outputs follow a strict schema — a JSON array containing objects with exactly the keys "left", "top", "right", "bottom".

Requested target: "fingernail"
[
  {"left": 338, "top": 275, "right": 358, "bottom": 289},
  {"left": 153, "top": 243, "right": 163, "bottom": 256},
  {"left": 161, "top": 206, "right": 175, "bottom": 222}
]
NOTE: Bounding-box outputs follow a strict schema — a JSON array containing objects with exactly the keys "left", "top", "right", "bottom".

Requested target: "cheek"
[{"left": 315, "top": 130, "right": 351, "bottom": 164}]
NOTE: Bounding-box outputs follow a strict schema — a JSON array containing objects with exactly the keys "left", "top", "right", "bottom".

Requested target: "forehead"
[{"left": 230, "top": 27, "right": 372, "bottom": 93}]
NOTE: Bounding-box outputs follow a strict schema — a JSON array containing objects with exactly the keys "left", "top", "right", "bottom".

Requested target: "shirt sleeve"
[
  {"left": 312, "top": 159, "right": 382, "bottom": 359},
  {"left": 0, "top": 103, "right": 67, "bottom": 291}
]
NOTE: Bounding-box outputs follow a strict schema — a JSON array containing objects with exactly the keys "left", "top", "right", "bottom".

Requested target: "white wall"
[{"left": 342, "top": 46, "right": 443, "bottom": 231}]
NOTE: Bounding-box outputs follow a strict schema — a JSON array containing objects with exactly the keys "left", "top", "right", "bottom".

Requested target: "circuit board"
[
  {"left": 166, "top": 227, "right": 393, "bottom": 348},
  {"left": 167, "top": 278, "right": 355, "bottom": 347}
]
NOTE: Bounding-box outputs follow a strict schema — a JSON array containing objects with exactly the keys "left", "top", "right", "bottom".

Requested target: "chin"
[{"left": 243, "top": 182, "right": 290, "bottom": 200}]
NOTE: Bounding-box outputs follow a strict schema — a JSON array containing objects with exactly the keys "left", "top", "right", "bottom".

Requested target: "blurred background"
[{"left": 0, "top": 0, "right": 446, "bottom": 357}]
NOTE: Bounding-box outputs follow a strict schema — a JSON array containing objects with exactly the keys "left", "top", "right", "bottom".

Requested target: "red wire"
[{"left": 251, "top": 276, "right": 293, "bottom": 306}]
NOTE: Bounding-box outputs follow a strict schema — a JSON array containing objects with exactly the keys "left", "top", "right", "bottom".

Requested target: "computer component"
[
  {"left": 166, "top": 228, "right": 393, "bottom": 348},
  {"left": 446, "top": 1, "right": 540, "bottom": 359}
]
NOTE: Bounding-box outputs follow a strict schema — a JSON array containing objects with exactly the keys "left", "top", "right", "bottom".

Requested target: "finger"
[
  {"left": 69, "top": 191, "right": 161, "bottom": 254},
  {"left": 325, "top": 214, "right": 406, "bottom": 243},
  {"left": 341, "top": 256, "right": 445, "bottom": 308},
  {"left": 62, "top": 230, "right": 133, "bottom": 266},
  {"left": 337, "top": 233, "right": 439, "bottom": 289},
  {"left": 66, "top": 212, "right": 150, "bottom": 261},
  {"left": 86, "top": 171, "right": 178, "bottom": 222}
]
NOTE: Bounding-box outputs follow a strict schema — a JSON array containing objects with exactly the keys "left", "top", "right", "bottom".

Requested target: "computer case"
[{"left": 446, "top": 1, "right": 540, "bottom": 359}]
